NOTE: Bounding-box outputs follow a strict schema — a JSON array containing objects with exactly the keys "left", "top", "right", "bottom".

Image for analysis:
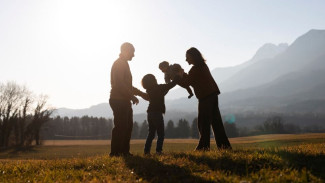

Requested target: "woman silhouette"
[{"left": 182, "top": 47, "right": 231, "bottom": 150}]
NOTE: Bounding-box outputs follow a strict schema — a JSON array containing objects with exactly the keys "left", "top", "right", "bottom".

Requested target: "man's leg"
[
  {"left": 123, "top": 102, "right": 133, "bottom": 154},
  {"left": 109, "top": 99, "right": 129, "bottom": 155}
]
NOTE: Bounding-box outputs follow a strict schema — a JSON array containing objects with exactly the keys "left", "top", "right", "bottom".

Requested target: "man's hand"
[{"left": 131, "top": 96, "right": 139, "bottom": 105}]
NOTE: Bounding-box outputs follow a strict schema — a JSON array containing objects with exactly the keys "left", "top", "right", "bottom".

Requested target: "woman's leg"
[
  {"left": 211, "top": 95, "right": 232, "bottom": 149},
  {"left": 196, "top": 100, "right": 211, "bottom": 151}
]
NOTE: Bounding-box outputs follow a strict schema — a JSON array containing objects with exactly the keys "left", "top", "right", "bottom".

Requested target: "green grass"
[{"left": 1, "top": 133, "right": 325, "bottom": 182}]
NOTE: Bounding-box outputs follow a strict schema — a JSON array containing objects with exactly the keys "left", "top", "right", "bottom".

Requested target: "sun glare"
[{"left": 55, "top": 1, "right": 128, "bottom": 53}]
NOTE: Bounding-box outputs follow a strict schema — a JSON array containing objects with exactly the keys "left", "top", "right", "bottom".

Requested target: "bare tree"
[
  {"left": 18, "top": 94, "right": 33, "bottom": 146},
  {"left": 25, "top": 95, "right": 54, "bottom": 146},
  {"left": 0, "top": 82, "right": 54, "bottom": 147},
  {"left": 0, "top": 82, "right": 25, "bottom": 147}
]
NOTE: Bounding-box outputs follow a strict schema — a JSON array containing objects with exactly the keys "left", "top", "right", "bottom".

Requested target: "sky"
[{"left": 1, "top": 0, "right": 325, "bottom": 109}]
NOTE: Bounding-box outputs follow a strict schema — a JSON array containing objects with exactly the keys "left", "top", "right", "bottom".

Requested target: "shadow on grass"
[
  {"left": 173, "top": 150, "right": 325, "bottom": 181},
  {"left": 10, "top": 146, "right": 37, "bottom": 153},
  {"left": 172, "top": 151, "right": 283, "bottom": 176},
  {"left": 123, "top": 155, "right": 213, "bottom": 183},
  {"left": 274, "top": 150, "right": 325, "bottom": 180}
]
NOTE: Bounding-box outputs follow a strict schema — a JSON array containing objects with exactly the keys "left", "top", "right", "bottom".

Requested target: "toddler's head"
[
  {"left": 170, "top": 64, "right": 184, "bottom": 78},
  {"left": 159, "top": 61, "right": 169, "bottom": 73}
]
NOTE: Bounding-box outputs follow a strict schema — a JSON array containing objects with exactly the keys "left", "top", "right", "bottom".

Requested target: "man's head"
[
  {"left": 159, "top": 61, "right": 169, "bottom": 73},
  {"left": 120, "top": 42, "right": 135, "bottom": 61},
  {"left": 141, "top": 74, "right": 157, "bottom": 90}
]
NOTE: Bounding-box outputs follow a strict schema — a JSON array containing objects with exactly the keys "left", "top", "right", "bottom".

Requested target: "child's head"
[
  {"left": 170, "top": 64, "right": 184, "bottom": 77},
  {"left": 159, "top": 61, "right": 169, "bottom": 73},
  {"left": 141, "top": 74, "right": 158, "bottom": 90}
]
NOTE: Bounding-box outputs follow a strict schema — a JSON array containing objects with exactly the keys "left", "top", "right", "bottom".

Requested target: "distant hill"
[
  {"left": 220, "top": 29, "right": 325, "bottom": 92},
  {"left": 212, "top": 43, "right": 288, "bottom": 85},
  {"left": 54, "top": 29, "right": 325, "bottom": 122},
  {"left": 53, "top": 100, "right": 197, "bottom": 123},
  {"left": 166, "top": 43, "right": 289, "bottom": 100},
  {"left": 53, "top": 103, "right": 112, "bottom": 118},
  {"left": 219, "top": 30, "right": 325, "bottom": 113}
]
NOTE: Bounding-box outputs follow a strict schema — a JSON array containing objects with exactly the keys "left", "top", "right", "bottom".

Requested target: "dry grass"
[
  {"left": 41, "top": 133, "right": 325, "bottom": 146},
  {"left": 230, "top": 133, "right": 325, "bottom": 144},
  {"left": 41, "top": 139, "right": 199, "bottom": 146},
  {"left": 1, "top": 133, "right": 324, "bottom": 182}
]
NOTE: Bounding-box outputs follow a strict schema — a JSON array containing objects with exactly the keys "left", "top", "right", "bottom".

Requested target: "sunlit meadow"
[{"left": 1, "top": 134, "right": 324, "bottom": 182}]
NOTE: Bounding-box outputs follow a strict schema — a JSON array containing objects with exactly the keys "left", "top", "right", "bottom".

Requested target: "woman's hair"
[
  {"left": 141, "top": 74, "right": 157, "bottom": 89},
  {"left": 186, "top": 47, "right": 206, "bottom": 66}
]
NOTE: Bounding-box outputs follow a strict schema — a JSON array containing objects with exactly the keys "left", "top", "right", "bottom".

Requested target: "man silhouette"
[{"left": 109, "top": 42, "right": 147, "bottom": 156}]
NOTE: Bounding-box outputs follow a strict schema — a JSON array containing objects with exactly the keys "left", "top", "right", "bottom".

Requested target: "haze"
[{"left": 1, "top": 0, "right": 325, "bottom": 108}]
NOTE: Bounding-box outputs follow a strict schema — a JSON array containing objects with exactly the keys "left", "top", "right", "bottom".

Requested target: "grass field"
[{"left": 0, "top": 133, "right": 324, "bottom": 182}]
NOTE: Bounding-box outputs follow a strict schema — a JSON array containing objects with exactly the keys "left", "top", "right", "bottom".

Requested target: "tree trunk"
[{"left": 35, "top": 128, "right": 40, "bottom": 145}]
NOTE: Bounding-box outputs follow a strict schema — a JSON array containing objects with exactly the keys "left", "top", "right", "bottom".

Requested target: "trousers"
[
  {"left": 109, "top": 99, "right": 133, "bottom": 155},
  {"left": 196, "top": 93, "right": 231, "bottom": 150},
  {"left": 144, "top": 112, "right": 165, "bottom": 153}
]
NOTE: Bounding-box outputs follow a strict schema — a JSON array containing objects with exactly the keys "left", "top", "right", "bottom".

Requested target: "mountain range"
[{"left": 54, "top": 29, "right": 325, "bottom": 123}]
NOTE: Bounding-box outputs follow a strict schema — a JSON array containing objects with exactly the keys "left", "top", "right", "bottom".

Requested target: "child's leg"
[
  {"left": 144, "top": 113, "right": 157, "bottom": 154},
  {"left": 155, "top": 113, "right": 165, "bottom": 153}
]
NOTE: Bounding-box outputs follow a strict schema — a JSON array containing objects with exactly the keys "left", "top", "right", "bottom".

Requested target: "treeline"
[
  {"left": 40, "top": 114, "right": 325, "bottom": 141},
  {"left": 132, "top": 119, "right": 199, "bottom": 139},
  {"left": 41, "top": 116, "right": 113, "bottom": 140},
  {"left": 3, "top": 80, "right": 324, "bottom": 147},
  {"left": 0, "top": 82, "right": 53, "bottom": 148},
  {"left": 222, "top": 112, "right": 325, "bottom": 129},
  {"left": 225, "top": 116, "right": 325, "bottom": 137},
  {"left": 41, "top": 117, "right": 200, "bottom": 140}
]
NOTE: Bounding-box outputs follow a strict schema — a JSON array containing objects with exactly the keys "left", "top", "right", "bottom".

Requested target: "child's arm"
[
  {"left": 133, "top": 87, "right": 150, "bottom": 101},
  {"left": 160, "top": 76, "right": 179, "bottom": 96}
]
